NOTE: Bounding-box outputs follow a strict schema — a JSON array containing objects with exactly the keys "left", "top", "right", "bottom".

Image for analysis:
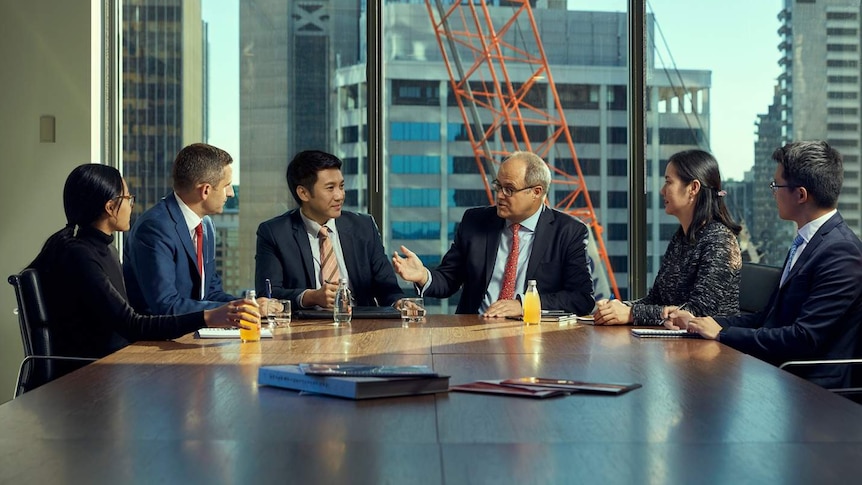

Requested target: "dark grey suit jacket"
[
  {"left": 717, "top": 212, "right": 862, "bottom": 388},
  {"left": 425, "top": 206, "right": 594, "bottom": 315},
  {"left": 255, "top": 209, "right": 404, "bottom": 308}
]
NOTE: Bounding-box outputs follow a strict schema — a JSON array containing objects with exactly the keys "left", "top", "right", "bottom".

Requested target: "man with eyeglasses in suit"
[
  {"left": 393, "top": 151, "right": 595, "bottom": 317},
  {"left": 667, "top": 140, "right": 862, "bottom": 389}
]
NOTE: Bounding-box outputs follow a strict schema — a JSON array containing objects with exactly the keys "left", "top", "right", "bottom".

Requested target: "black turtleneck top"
[{"left": 37, "top": 226, "right": 205, "bottom": 358}]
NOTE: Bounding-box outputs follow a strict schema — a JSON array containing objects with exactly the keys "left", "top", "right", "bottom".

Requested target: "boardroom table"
[{"left": 1, "top": 315, "right": 862, "bottom": 484}]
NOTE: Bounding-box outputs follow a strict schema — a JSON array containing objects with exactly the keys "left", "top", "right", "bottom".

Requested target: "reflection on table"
[{"left": 1, "top": 315, "right": 861, "bottom": 483}]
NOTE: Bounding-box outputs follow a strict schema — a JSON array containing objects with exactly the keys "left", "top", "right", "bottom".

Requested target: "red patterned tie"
[
  {"left": 498, "top": 223, "right": 521, "bottom": 300},
  {"left": 195, "top": 222, "right": 204, "bottom": 281}
]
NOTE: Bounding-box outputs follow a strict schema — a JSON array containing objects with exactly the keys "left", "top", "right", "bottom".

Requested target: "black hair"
[
  {"left": 29, "top": 164, "right": 124, "bottom": 270},
  {"left": 772, "top": 140, "right": 843, "bottom": 209},
  {"left": 286, "top": 150, "right": 343, "bottom": 205},
  {"left": 669, "top": 149, "right": 741, "bottom": 241}
]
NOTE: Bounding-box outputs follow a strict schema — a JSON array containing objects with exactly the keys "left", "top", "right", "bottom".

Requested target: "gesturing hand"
[{"left": 392, "top": 245, "right": 429, "bottom": 285}]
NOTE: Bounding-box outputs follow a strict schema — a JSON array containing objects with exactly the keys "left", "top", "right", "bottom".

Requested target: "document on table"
[
  {"left": 631, "top": 328, "right": 701, "bottom": 338},
  {"left": 196, "top": 328, "right": 274, "bottom": 339}
]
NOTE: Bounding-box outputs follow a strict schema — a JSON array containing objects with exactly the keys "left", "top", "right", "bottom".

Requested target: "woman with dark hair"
[
  {"left": 593, "top": 150, "right": 742, "bottom": 325},
  {"left": 28, "top": 164, "right": 259, "bottom": 361}
]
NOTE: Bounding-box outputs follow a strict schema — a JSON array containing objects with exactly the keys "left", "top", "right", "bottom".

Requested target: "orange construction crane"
[{"left": 424, "top": 0, "right": 621, "bottom": 299}]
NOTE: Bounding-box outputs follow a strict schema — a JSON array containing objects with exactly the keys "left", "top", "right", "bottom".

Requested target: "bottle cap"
[{"left": 528, "top": 279, "right": 537, "bottom": 285}]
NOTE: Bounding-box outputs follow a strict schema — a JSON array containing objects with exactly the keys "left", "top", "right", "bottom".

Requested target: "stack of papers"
[
  {"left": 259, "top": 363, "right": 449, "bottom": 400},
  {"left": 298, "top": 362, "right": 439, "bottom": 377}
]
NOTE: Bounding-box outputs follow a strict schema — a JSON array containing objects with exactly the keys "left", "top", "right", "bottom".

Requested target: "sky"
[
  {"left": 577, "top": 0, "right": 783, "bottom": 180},
  {"left": 201, "top": 0, "right": 240, "bottom": 184},
  {"left": 202, "top": 0, "right": 783, "bottom": 183}
]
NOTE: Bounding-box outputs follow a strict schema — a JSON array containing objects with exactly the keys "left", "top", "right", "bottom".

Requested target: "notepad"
[
  {"left": 195, "top": 328, "right": 274, "bottom": 339},
  {"left": 631, "top": 328, "right": 701, "bottom": 338}
]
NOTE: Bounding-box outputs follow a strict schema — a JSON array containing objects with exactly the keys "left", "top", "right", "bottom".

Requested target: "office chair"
[
  {"left": 739, "top": 262, "right": 781, "bottom": 313},
  {"left": 780, "top": 332, "right": 862, "bottom": 404},
  {"left": 737, "top": 264, "right": 862, "bottom": 402},
  {"left": 8, "top": 269, "right": 95, "bottom": 399}
]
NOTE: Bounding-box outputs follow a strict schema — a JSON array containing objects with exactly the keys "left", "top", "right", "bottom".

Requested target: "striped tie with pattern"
[{"left": 319, "top": 226, "right": 341, "bottom": 286}]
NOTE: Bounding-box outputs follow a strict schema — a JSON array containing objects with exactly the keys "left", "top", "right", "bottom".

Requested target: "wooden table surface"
[{"left": 2, "top": 315, "right": 861, "bottom": 484}]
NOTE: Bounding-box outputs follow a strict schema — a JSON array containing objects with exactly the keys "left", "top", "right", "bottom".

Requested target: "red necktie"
[
  {"left": 195, "top": 222, "right": 204, "bottom": 281},
  {"left": 498, "top": 223, "right": 521, "bottom": 300}
]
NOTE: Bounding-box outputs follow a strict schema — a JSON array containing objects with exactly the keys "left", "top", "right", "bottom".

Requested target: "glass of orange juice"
[{"left": 239, "top": 289, "right": 261, "bottom": 342}]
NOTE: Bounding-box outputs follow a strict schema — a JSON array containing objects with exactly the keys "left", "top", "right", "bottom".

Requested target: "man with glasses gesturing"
[{"left": 392, "top": 151, "right": 595, "bottom": 317}]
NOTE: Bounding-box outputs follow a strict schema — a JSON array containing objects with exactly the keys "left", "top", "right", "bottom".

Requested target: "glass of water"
[{"left": 399, "top": 297, "right": 426, "bottom": 326}]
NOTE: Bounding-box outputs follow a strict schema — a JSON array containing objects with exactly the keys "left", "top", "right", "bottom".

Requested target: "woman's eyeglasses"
[{"left": 115, "top": 194, "right": 136, "bottom": 208}]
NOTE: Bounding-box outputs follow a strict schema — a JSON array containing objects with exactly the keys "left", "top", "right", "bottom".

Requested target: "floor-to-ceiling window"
[{"left": 118, "top": 0, "right": 841, "bottom": 308}]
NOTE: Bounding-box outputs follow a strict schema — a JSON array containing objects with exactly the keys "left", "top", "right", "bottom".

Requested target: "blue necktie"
[{"left": 780, "top": 234, "right": 804, "bottom": 286}]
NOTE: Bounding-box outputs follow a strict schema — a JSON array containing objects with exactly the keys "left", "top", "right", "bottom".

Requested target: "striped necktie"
[{"left": 319, "top": 226, "right": 341, "bottom": 286}]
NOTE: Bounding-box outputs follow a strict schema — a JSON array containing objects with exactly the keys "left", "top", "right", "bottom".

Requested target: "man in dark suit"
[
  {"left": 392, "top": 151, "right": 595, "bottom": 317},
  {"left": 669, "top": 141, "right": 862, "bottom": 388},
  {"left": 255, "top": 150, "right": 404, "bottom": 309},
  {"left": 124, "top": 143, "right": 242, "bottom": 314}
]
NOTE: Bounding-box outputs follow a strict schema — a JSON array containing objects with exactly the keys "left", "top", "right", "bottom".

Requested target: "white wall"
[{"left": 0, "top": 0, "right": 92, "bottom": 402}]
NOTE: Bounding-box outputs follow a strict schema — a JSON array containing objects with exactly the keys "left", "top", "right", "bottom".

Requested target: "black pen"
[{"left": 265, "top": 278, "right": 272, "bottom": 299}]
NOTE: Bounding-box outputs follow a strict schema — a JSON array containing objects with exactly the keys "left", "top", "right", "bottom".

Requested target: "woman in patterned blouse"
[{"left": 593, "top": 150, "right": 742, "bottom": 325}]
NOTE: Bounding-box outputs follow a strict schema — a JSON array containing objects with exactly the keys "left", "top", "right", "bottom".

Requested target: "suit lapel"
[
  {"left": 524, "top": 208, "right": 553, "bottom": 289},
  {"left": 290, "top": 211, "right": 317, "bottom": 286},
  {"left": 166, "top": 195, "right": 199, "bottom": 274},
  {"left": 482, "top": 213, "right": 505, "bottom": 292},
  {"left": 336, "top": 217, "right": 359, "bottom": 282},
  {"left": 781, "top": 213, "right": 840, "bottom": 288}
]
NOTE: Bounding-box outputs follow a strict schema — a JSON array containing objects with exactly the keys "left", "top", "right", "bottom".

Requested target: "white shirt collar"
[
  {"left": 173, "top": 192, "right": 203, "bottom": 236},
  {"left": 299, "top": 210, "right": 336, "bottom": 238},
  {"left": 508, "top": 204, "right": 544, "bottom": 232},
  {"left": 796, "top": 208, "right": 837, "bottom": 244}
]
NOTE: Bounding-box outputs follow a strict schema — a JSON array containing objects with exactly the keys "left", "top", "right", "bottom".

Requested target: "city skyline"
[{"left": 204, "top": 0, "right": 782, "bottom": 182}]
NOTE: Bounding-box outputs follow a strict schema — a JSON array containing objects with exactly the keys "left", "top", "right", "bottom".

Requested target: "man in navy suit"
[
  {"left": 392, "top": 151, "right": 595, "bottom": 317},
  {"left": 255, "top": 150, "right": 404, "bottom": 309},
  {"left": 669, "top": 141, "right": 862, "bottom": 388},
  {"left": 124, "top": 143, "right": 241, "bottom": 314}
]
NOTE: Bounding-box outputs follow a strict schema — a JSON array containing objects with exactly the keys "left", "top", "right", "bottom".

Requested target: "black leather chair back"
[
  {"left": 8, "top": 269, "right": 55, "bottom": 392},
  {"left": 739, "top": 262, "right": 781, "bottom": 314}
]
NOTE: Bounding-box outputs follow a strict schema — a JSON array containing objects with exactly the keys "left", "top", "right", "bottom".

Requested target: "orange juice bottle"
[
  {"left": 523, "top": 280, "right": 541, "bottom": 325},
  {"left": 239, "top": 289, "right": 261, "bottom": 342}
]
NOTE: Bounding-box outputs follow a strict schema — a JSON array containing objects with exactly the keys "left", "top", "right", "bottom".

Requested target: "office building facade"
[
  {"left": 237, "top": 0, "right": 362, "bottom": 288},
  {"left": 122, "top": 0, "right": 205, "bottom": 219},
  {"left": 779, "top": 0, "right": 862, "bottom": 231}
]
